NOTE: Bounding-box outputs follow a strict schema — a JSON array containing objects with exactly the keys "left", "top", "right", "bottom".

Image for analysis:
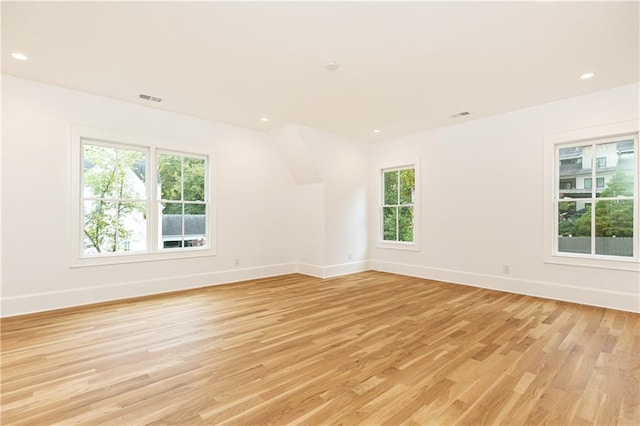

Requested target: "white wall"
[
  {"left": 274, "top": 124, "right": 369, "bottom": 278},
  {"left": 2, "top": 75, "right": 638, "bottom": 316},
  {"left": 369, "top": 83, "right": 640, "bottom": 312},
  {"left": 1, "top": 75, "right": 298, "bottom": 316}
]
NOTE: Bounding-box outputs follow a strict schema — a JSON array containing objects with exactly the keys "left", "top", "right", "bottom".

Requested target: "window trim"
[
  {"left": 71, "top": 126, "right": 216, "bottom": 267},
  {"left": 377, "top": 158, "right": 420, "bottom": 251},
  {"left": 544, "top": 119, "right": 639, "bottom": 271}
]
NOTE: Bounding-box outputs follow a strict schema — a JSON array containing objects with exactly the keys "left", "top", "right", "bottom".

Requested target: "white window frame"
[
  {"left": 544, "top": 119, "right": 639, "bottom": 271},
  {"left": 377, "top": 158, "right": 419, "bottom": 251},
  {"left": 156, "top": 149, "right": 209, "bottom": 252},
  {"left": 71, "top": 126, "right": 216, "bottom": 267}
]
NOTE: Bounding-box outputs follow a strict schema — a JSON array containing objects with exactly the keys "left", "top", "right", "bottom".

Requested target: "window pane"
[
  {"left": 185, "top": 204, "right": 207, "bottom": 247},
  {"left": 399, "top": 168, "right": 415, "bottom": 205},
  {"left": 596, "top": 140, "right": 634, "bottom": 197},
  {"left": 157, "top": 154, "right": 182, "bottom": 201},
  {"left": 595, "top": 200, "right": 634, "bottom": 257},
  {"left": 558, "top": 144, "right": 592, "bottom": 198},
  {"left": 398, "top": 206, "right": 414, "bottom": 242},
  {"left": 83, "top": 144, "right": 117, "bottom": 199},
  {"left": 384, "top": 171, "right": 398, "bottom": 205},
  {"left": 161, "top": 202, "right": 184, "bottom": 248},
  {"left": 117, "top": 202, "right": 147, "bottom": 252},
  {"left": 557, "top": 202, "right": 591, "bottom": 254},
  {"left": 117, "top": 149, "right": 147, "bottom": 199},
  {"left": 183, "top": 157, "right": 206, "bottom": 201},
  {"left": 383, "top": 206, "right": 397, "bottom": 241},
  {"left": 83, "top": 201, "right": 146, "bottom": 254}
]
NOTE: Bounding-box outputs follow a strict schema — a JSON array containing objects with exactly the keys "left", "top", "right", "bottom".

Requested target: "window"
[
  {"left": 157, "top": 152, "right": 207, "bottom": 249},
  {"left": 554, "top": 135, "right": 637, "bottom": 259},
  {"left": 82, "top": 143, "right": 148, "bottom": 255},
  {"left": 381, "top": 165, "right": 416, "bottom": 244},
  {"left": 596, "top": 157, "right": 607, "bottom": 168},
  {"left": 72, "top": 127, "right": 213, "bottom": 266}
]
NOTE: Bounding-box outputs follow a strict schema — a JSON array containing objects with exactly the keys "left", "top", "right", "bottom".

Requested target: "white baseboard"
[
  {"left": 3, "top": 259, "right": 636, "bottom": 317},
  {"left": 297, "top": 260, "right": 369, "bottom": 279},
  {"left": 0, "top": 263, "right": 297, "bottom": 318},
  {"left": 370, "top": 260, "right": 640, "bottom": 313}
]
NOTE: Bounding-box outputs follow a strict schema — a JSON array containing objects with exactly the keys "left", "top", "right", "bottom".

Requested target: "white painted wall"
[
  {"left": 1, "top": 75, "right": 298, "bottom": 316},
  {"left": 2, "top": 74, "right": 638, "bottom": 316},
  {"left": 294, "top": 125, "right": 368, "bottom": 271},
  {"left": 369, "top": 83, "right": 640, "bottom": 312}
]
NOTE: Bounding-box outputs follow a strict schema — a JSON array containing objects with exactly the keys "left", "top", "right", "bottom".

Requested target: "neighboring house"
[
  {"left": 161, "top": 214, "right": 206, "bottom": 248},
  {"left": 559, "top": 139, "right": 634, "bottom": 212}
]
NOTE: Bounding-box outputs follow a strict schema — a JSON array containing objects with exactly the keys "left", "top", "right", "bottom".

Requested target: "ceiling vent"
[
  {"left": 139, "top": 94, "right": 163, "bottom": 102},
  {"left": 451, "top": 111, "right": 470, "bottom": 118}
]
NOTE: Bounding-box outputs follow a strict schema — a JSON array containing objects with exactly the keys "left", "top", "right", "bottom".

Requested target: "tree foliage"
[
  {"left": 559, "top": 170, "right": 634, "bottom": 238},
  {"left": 157, "top": 154, "right": 205, "bottom": 214},
  {"left": 383, "top": 168, "right": 415, "bottom": 242},
  {"left": 83, "top": 145, "right": 146, "bottom": 253}
]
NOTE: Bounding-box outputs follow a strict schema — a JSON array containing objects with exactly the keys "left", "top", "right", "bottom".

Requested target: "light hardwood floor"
[{"left": 1, "top": 271, "right": 638, "bottom": 425}]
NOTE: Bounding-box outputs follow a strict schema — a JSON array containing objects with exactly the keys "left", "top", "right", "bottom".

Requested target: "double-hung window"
[
  {"left": 379, "top": 162, "right": 418, "bottom": 248},
  {"left": 552, "top": 132, "right": 638, "bottom": 262},
  {"left": 72, "top": 127, "right": 213, "bottom": 266}
]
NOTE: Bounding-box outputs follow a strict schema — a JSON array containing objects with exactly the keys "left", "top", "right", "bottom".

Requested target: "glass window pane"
[
  {"left": 183, "top": 157, "right": 206, "bottom": 201},
  {"left": 595, "top": 200, "right": 634, "bottom": 257},
  {"left": 384, "top": 170, "right": 399, "bottom": 205},
  {"left": 557, "top": 201, "right": 591, "bottom": 254},
  {"left": 117, "top": 202, "right": 147, "bottom": 252},
  {"left": 84, "top": 200, "right": 117, "bottom": 254},
  {"left": 558, "top": 144, "right": 592, "bottom": 197},
  {"left": 116, "top": 149, "right": 147, "bottom": 199},
  {"left": 161, "top": 202, "right": 184, "bottom": 248},
  {"left": 398, "top": 206, "right": 414, "bottom": 242},
  {"left": 596, "top": 140, "right": 634, "bottom": 197},
  {"left": 83, "top": 201, "right": 146, "bottom": 254},
  {"left": 157, "top": 154, "right": 182, "bottom": 201},
  {"left": 399, "top": 168, "right": 415, "bottom": 205},
  {"left": 83, "top": 144, "right": 117, "bottom": 199},
  {"left": 184, "top": 204, "right": 207, "bottom": 247},
  {"left": 383, "top": 206, "right": 397, "bottom": 241}
]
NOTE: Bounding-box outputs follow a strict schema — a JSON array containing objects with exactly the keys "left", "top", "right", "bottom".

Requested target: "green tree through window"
[
  {"left": 82, "top": 144, "right": 147, "bottom": 254},
  {"left": 382, "top": 167, "right": 415, "bottom": 242}
]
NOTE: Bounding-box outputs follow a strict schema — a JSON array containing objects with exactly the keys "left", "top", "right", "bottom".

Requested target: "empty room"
[{"left": 1, "top": 1, "right": 639, "bottom": 425}]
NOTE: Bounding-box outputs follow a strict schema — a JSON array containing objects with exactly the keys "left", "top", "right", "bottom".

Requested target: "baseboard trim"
[
  {"left": 0, "top": 263, "right": 297, "bottom": 318},
  {"left": 297, "top": 260, "right": 369, "bottom": 279},
  {"left": 4, "top": 259, "right": 636, "bottom": 317},
  {"left": 370, "top": 260, "right": 640, "bottom": 313}
]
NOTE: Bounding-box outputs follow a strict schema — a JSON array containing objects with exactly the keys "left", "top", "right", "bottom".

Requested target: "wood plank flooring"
[{"left": 1, "top": 271, "right": 638, "bottom": 425}]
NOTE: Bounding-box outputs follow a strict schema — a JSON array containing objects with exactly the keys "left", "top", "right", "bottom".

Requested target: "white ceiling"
[{"left": 2, "top": 1, "right": 639, "bottom": 142}]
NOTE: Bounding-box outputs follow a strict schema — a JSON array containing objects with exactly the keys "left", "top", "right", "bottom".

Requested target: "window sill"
[
  {"left": 376, "top": 241, "right": 420, "bottom": 251},
  {"left": 544, "top": 253, "right": 639, "bottom": 272},
  {"left": 70, "top": 247, "right": 216, "bottom": 268}
]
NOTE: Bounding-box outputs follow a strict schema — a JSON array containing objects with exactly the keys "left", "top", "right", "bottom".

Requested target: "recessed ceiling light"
[
  {"left": 11, "top": 52, "right": 28, "bottom": 61},
  {"left": 580, "top": 72, "right": 595, "bottom": 80},
  {"left": 373, "top": 129, "right": 381, "bottom": 133},
  {"left": 260, "top": 117, "right": 269, "bottom": 122},
  {"left": 325, "top": 62, "right": 340, "bottom": 71}
]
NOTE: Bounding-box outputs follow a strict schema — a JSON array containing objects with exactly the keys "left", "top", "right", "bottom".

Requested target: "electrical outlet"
[
  {"left": 502, "top": 264, "right": 511, "bottom": 274},
  {"left": 348, "top": 253, "right": 353, "bottom": 261},
  {"left": 235, "top": 258, "right": 239, "bottom": 267}
]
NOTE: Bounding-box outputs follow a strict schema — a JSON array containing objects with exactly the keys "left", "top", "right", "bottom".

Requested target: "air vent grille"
[{"left": 139, "top": 94, "right": 163, "bottom": 102}]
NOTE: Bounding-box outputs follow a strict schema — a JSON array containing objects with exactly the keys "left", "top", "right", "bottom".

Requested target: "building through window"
[{"left": 555, "top": 136, "right": 637, "bottom": 258}]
